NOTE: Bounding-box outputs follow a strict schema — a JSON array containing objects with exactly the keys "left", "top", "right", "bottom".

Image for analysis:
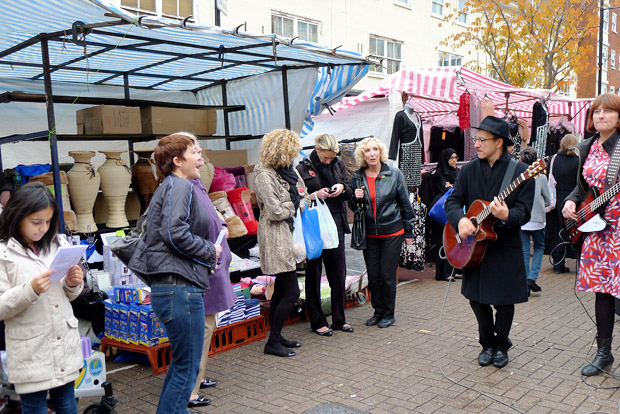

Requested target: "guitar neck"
[
  {"left": 591, "top": 182, "right": 620, "bottom": 210},
  {"left": 476, "top": 173, "right": 526, "bottom": 223}
]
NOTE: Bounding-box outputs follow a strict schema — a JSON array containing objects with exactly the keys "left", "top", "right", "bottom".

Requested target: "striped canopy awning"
[{"left": 332, "top": 67, "right": 592, "bottom": 135}]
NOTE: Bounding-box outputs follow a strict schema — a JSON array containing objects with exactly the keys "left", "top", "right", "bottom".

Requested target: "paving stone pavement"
[{"left": 79, "top": 253, "right": 620, "bottom": 414}]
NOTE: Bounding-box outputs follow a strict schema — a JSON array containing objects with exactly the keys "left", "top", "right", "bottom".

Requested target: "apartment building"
[{"left": 113, "top": 0, "right": 478, "bottom": 92}]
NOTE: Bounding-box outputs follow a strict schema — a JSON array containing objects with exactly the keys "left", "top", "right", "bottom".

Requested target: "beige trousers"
[{"left": 191, "top": 313, "right": 216, "bottom": 395}]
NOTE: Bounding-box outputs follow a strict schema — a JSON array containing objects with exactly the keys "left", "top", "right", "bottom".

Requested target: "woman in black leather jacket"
[
  {"left": 296, "top": 134, "right": 353, "bottom": 336},
  {"left": 129, "top": 133, "right": 221, "bottom": 414},
  {"left": 349, "top": 137, "right": 415, "bottom": 329}
]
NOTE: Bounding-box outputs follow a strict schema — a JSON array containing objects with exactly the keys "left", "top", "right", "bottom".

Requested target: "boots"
[{"left": 582, "top": 337, "right": 614, "bottom": 376}]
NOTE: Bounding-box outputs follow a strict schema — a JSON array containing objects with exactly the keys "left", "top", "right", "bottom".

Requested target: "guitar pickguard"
[{"left": 577, "top": 214, "right": 608, "bottom": 233}]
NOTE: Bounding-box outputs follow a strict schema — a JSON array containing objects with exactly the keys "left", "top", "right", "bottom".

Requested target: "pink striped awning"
[{"left": 332, "top": 67, "right": 591, "bottom": 135}]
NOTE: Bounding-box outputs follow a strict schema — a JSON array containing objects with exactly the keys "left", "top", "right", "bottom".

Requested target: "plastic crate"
[
  {"left": 345, "top": 287, "right": 370, "bottom": 309},
  {"left": 211, "top": 316, "right": 266, "bottom": 354},
  {"left": 100, "top": 336, "right": 171, "bottom": 376},
  {"left": 261, "top": 303, "right": 305, "bottom": 331}
]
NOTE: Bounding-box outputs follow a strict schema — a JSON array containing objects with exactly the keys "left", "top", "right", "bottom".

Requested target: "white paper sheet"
[{"left": 48, "top": 245, "right": 88, "bottom": 282}]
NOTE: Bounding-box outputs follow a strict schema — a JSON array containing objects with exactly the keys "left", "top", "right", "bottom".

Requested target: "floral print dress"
[{"left": 577, "top": 139, "right": 620, "bottom": 297}]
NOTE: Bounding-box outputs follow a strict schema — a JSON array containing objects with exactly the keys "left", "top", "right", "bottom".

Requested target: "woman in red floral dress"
[{"left": 563, "top": 93, "right": 620, "bottom": 377}]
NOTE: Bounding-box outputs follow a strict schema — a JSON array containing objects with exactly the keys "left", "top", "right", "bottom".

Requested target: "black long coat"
[{"left": 444, "top": 151, "right": 535, "bottom": 305}]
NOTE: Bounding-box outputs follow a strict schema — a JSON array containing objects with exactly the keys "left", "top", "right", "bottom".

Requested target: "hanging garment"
[
  {"left": 480, "top": 97, "right": 495, "bottom": 118},
  {"left": 399, "top": 195, "right": 426, "bottom": 271},
  {"left": 389, "top": 107, "right": 424, "bottom": 188},
  {"left": 464, "top": 94, "right": 481, "bottom": 161},
  {"left": 547, "top": 118, "right": 576, "bottom": 157},
  {"left": 429, "top": 124, "right": 463, "bottom": 163},
  {"left": 508, "top": 123, "right": 523, "bottom": 161},
  {"left": 530, "top": 101, "right": 549, "bottom": 159},
  {"left": 457, "top": 91, "right": 471, "bottom": 130}
]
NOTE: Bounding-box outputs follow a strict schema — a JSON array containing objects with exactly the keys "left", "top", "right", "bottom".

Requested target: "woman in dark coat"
[
  {"left": 429, "top": 148, "right": 460, "bottom": 281},
  {"left": 296, "top": 134, "right": 354, "bottom": 335},
  {"left": 545, "top": 134, "right": 579, "bottom": 273}
]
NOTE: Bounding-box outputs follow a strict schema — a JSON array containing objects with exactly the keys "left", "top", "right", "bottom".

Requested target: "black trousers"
[
  {"left": 267, "top": 270, "right": 300, "bottom": 345},
  {"left": 469, "top": 300, "right": 515, "bottom": 352},
  {"left": 305, "top": 230, "right": 347, "bottom": 331},
  {"left": 362, "top": 234, "right": 403, "bottom": 319}
]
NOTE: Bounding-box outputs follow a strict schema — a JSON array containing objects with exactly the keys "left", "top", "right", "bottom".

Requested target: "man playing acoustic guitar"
[{"left": 444, "top": 116, "right": 535, "bottom": 368}]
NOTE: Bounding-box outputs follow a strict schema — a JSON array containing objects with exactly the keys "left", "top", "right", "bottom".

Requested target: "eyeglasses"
[
  {"left": 449, "top": 155, "right": 459, "bottom": 160},
  {"left": 472, "top": 136, "right": 498, "bottom": 144}
]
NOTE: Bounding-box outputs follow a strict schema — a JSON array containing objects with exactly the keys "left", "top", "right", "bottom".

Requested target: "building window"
[
  {"left": 438, "top": 51, "right": 463, "bottom": 67},
  {"left": 604, "top": 9, "right": 609, "bottom": 33},
  {"left": 271, "top": 14, "right": 319, "bottom": 43},
  {"left": 432, "top": 0, "right": 444, "bottom": 17},
  {"left": 394, "top": 0, "right": 411, "bottom": 7},
  {"left": 457, "top": 0, "right": 468, "bottom": 24},
  {"left": 613, "top": 13, "right": 617, "bottom": 33},
  {"left": 612, "top": 50, "right": 616, "bottom": 70},
  {"left": 369, "top": 36, "right": 402, "bottom": 75},
  {"left": 121, "top": 0, "right": 193, "bottom": 19},
  {"left": 603, "top": 46, "right": 608, "bottom": 70}
]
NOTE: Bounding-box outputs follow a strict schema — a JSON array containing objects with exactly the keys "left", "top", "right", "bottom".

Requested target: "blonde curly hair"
[
  {"left": 355, "top": 137, "right": 388, "bottom": 168},
  {"left": 259, "top": 129, "right": 301, "bottom": 168}
]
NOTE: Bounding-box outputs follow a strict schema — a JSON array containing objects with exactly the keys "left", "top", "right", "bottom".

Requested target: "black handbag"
[
  {"left": 351, "top": 202, "right": 366, "bottom": 250},
  {"left": 109, "top": 209, "right": 152, "bottom": 286}
]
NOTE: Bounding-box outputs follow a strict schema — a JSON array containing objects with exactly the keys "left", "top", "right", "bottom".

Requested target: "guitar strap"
[
  {"left": 604, "top": 137, "right": 620, "bottom": 193},
  {"left": 499, "top": 159, "right": 518, "bottom": 194}
]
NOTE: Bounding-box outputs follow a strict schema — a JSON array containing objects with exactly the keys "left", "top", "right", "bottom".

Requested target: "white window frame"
[
  {"left": 438, "top": 51, "right": 463, "bottom": 67},
  {"left": 432, "top": 0, "right": 444, "bottom": 18},
  {"left": 604, "top": 9, "right": 609, "bottom": 33},
  {"left": 457, "top": 0, "right": 468, "bottom": 25},
  {"left": 612, "top": 50, "right": 617, "bottom": 70},
  {"left": 603, "top": 46, "right": 609, "bottom": 70},
  {"left": 369, "top": 36, "right": 403, "bottom": 76},
  {"left": 121, "top": 0, "right": 194, "bottom": 20},
  {"left": 394, "top": 0, "right": 412, "bottom": 8},
  {"left": 271, "top": 12, "right": 320, "bottom": 43},
  {"left": 613, "top": 12, "right": 617, "bottom": 33}
]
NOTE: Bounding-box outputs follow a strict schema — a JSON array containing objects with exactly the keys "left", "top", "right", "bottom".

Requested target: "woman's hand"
[
  {"left": 445, "top": 182, "right": 453, "bottom": 188},
  {"left": 404, "top": 237, "right": 413, "bottom": 245},
  {"left": 222, "top": 225, "right": 229, "bottom": 239},
  {"left": 354, "top": 186, "right": 366, "bottom": 199},
  {"left": 314, "top": 188, "right": 331, "bottom": 200},
  {"left": 328, "top": 184, "right": 345, "bottom": 197},
  {"left": 562, "top": 200, "right": 578, "bottom": 221},
  {"left": 30, "top": 269, "right": 53, "bottom": 295},
  {"left": 65, "top": 265, "right": 83, "bottom": 288},
  {"left": 215, "top": 245, "right": 222, "bottom": 263}
]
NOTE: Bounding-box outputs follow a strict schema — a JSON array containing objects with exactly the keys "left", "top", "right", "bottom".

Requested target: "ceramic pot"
[
  {"left": 67, "top": 151, "right": 101, "bottom": 233},
  {"left": 98, "top": 150, "right": 131, "bottom": 228},
  {"left": 200, "top": 150, "right": 215, "bottom": 192},
  {"left": 131, "top": 150, "right": 160, "bottom": 214}
]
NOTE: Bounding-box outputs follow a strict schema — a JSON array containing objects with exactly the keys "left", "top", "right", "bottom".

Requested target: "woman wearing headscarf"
[
  {"left": 254, "top": 129, "right": 310, "bottom": 357},
  {"left": 296, "top": 134, "right": 354, "bottom": 336},
  {"left": 430, "top": 148, "right": 460, "bottom": 281}
]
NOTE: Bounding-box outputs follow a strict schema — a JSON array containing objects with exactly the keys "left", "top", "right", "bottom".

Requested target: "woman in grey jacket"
[
  {"left": 129, "top": 134, "right": 221, "bottom": 414},
  {"left": 519, "top": 147, "right": 550, "bottom": 295}
]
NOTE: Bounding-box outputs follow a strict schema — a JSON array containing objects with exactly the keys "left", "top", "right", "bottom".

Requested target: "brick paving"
[{"left": 79, "top": 254, "right": 620, "bottom": 414}]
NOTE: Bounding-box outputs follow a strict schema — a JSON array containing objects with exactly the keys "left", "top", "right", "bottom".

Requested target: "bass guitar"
[
  {"left": 443, "top": 159, "right": 546, "bottom": 270},
  {"left": 563, "top": 181, "right": 620, "bottom": 245}
]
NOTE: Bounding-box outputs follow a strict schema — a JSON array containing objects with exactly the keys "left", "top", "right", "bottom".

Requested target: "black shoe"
[
  {"left": 199, "top": 378, "right": 218, "bottom": 389},
  {"left": 554, "top": 265, "right": 570, "bottom": 274},
  {"left": 264, "top": 342, "right": 296, "bottom": 357},
  {"left": 280, "top": 338, "right": 302, "bottom": 348},
  {"left": 582, "top": 337, "right": 614, "bottom": 376},
  {"left": 314, "top": 327, "right": 333, "bottom": 336},
  {"left": 188, "top": 395, "right": 211, "bottom": 408},
  {"left": 492, "top": 349, "right": 508, "bottom": 368},
  {"left": 366, "top": 315, "right": 381, "bottom": 326},
  {"left": 377, "top": 317, "right": 395, "bottom": 328},
  {"left": 528, "top": 279, "right": 542, "bottom": 292},
  {"left": 478, "top": 347, "right": 494, "bottom": 366},
  {"left": 331, "top": 323, "right": 354, "bottom": 333}
]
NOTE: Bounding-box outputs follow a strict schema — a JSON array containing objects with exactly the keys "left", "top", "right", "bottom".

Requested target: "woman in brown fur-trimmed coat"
[{"left": 254, "top": 129, "right": 310, "bottom": 358}]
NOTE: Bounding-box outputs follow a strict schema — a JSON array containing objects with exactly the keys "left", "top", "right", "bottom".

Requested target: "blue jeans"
[
  {"left": 150, "top": 278, "right": 205, "bottom": 414},
  {"left": 521, "top": 229, "right": 545, "bottom": 282},
  {"left": 20, "top": 381, "right": 77, "bottom": 414}
]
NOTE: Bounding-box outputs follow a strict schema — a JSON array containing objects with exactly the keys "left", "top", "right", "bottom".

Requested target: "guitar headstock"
[{"left": 523, "top": 158, "right": 547, "bottom": 180}]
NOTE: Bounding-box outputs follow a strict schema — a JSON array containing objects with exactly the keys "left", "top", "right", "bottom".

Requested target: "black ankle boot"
[{"left": 582, "top": 337, "right": 614, "bottom": 376}]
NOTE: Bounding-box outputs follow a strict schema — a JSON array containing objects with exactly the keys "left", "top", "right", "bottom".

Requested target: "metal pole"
[
  {"left": 41, "top": 38, "right": 66, "bottom": 233},
  {"left": 598, "top": 0, "right": 605, "bottom": 96},
  {"left": 281, "top": 66, "right": 291, "bottom": 129},
  {"left": 123, "top": 73, "right": 135, "bottom": 167},
  {"left": 222, "top": 81, "right": 231, "bottom": 150}
]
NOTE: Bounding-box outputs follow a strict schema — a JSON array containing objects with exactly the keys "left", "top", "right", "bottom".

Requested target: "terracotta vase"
[
  {"left": 67, "top": 151, "right": 101, "bottom": 233},
  {"left": 98, "top": 150, "right": 132, "bottom": 228},
  {"left": 200, "top": 150, "right": 215, "bottom": 192},
  {"left": 131, "top": 150, "right": 161, "bottom": 214}
]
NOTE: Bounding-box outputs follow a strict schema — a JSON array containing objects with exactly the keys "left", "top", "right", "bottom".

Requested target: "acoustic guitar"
[
  {"left": 563, "top": 181, "right": 620, "bottom": 245},
  {"left": 443, "top": 159, "right": 546, "bottom": 269}
]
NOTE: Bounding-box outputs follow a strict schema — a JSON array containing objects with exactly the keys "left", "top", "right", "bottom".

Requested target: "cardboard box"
[
  {"left": 76, "top": 105, "right": 141, "bottom": 135},
  {"left": 203, "top": 149, "right": 248, "bottom": 168},
  {"left": 141, "top": 106, "right": 217, "bottom": 135},
  {"left": 75, "top": 351, "right": 106, "bottom": 390}
]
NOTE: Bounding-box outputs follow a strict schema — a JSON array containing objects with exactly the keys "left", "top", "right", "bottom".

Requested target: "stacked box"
[
  {"left": 139, "top": 305, "right": 168, "bottom": 346},
  {"left": 111, "top": 303, "right": 121, "bottom": 340},
  {"left": 128, "top": 304, "right": 140, "bottom": 345},
  {"left": 118, "top": 303, "right": 129, "bottom": 343},
  {"left": 114, "top": 286, "right": 144, "bottom": 304},
  {"left": 104, "top": 300, "right": 113, "bottom": 339}
]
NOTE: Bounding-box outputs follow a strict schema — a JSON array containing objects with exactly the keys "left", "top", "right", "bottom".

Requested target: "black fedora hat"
[{"left": 475, "top": 116, "right": 510, "bottom": 140}]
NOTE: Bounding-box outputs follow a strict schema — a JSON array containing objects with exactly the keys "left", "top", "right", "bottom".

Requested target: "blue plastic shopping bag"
[{"left": 300, "top": 202, "right": 324, "bottom": 260}]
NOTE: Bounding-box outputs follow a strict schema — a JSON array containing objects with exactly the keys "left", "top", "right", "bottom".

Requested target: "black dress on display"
[{"left": 389, "top": 105, "right": 424, "bottom": 188}]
